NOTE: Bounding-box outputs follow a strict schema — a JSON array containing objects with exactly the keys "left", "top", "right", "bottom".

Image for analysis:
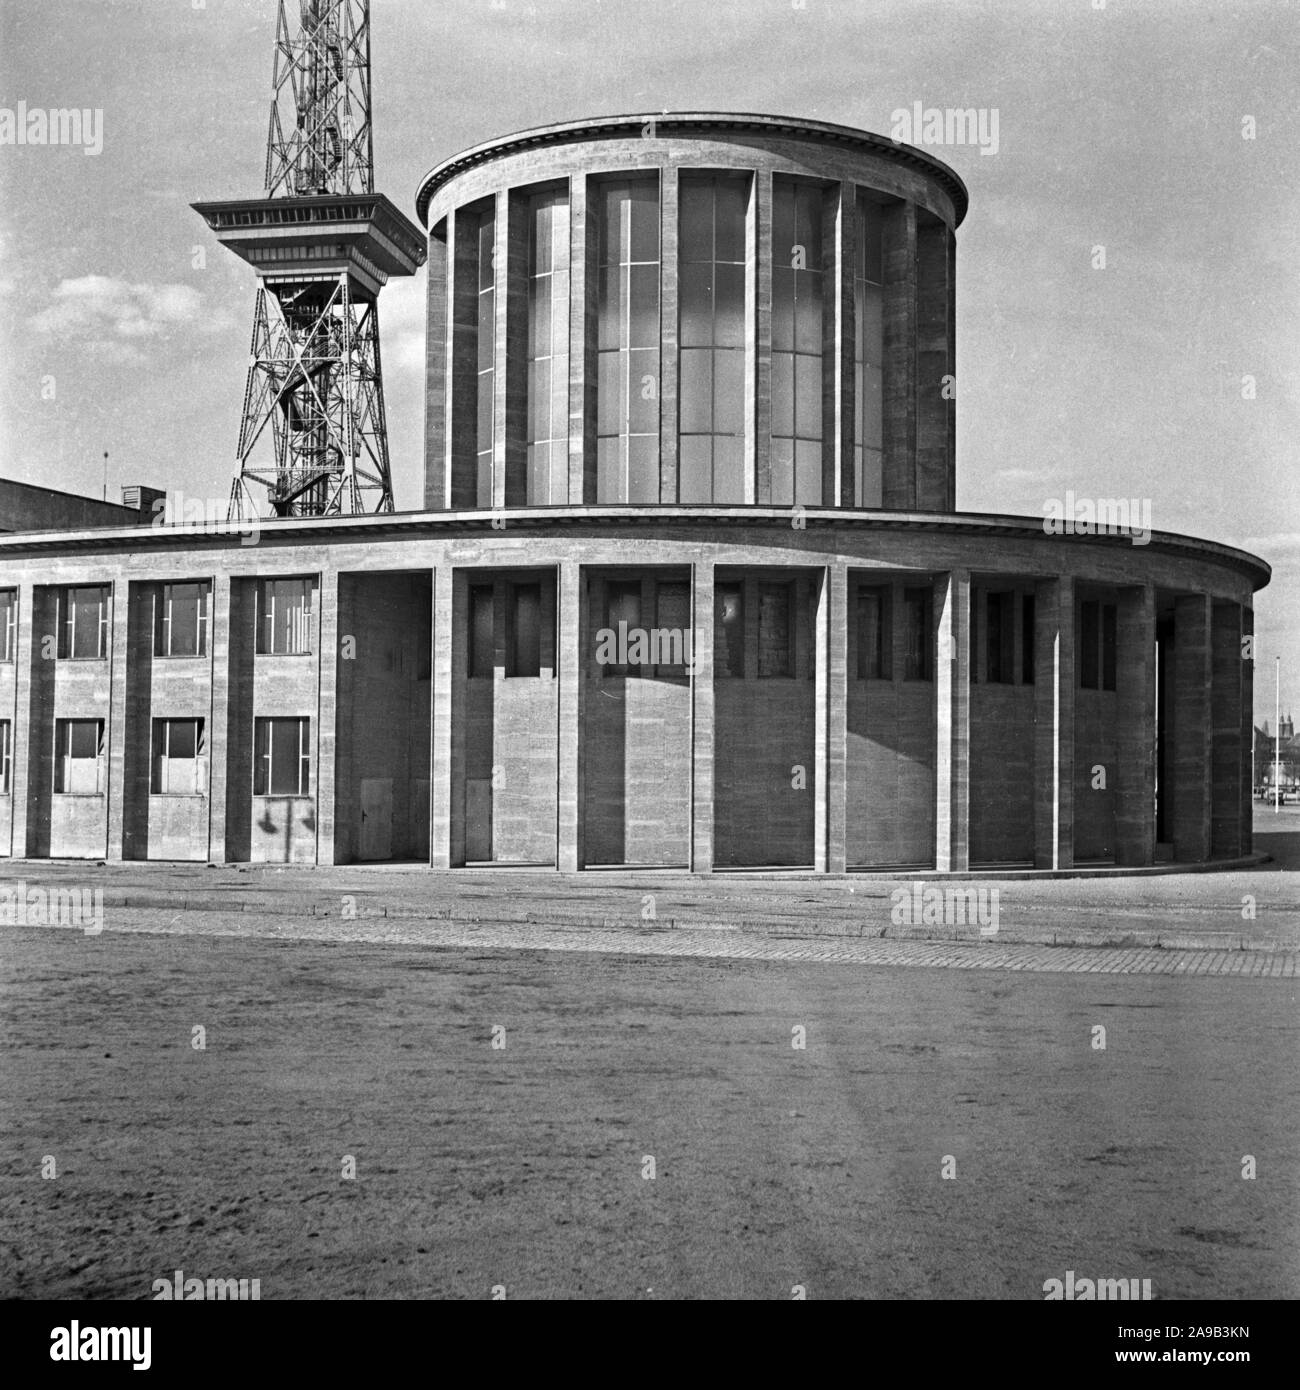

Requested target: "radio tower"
[{"left": 193, "top": 0, "right": 425, "bottom": 520}]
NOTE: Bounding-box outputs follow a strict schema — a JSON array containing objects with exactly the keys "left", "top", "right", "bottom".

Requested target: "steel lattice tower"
[{"left": 194, "top": 0, "right": 425, "bottom": 520}]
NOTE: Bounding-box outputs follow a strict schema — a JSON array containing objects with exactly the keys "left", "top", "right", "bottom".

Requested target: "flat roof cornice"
[
  {"left": 415, "top": 111, "right": 970, "bottom": 226},
  {"left": 0, "top": 506, "right": 1270, "bottom": 589}
]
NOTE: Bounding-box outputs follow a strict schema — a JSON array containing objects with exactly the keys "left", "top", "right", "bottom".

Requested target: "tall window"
[
  {"left": 757, "top": 582, "right": 793, "bottom": 677},
  {"left": 0, "top": 720, "right": 11, "bottom": 795},
  {"left": 602, "top": 579, "right": 642, "bottom": 677},
  {"left": 254, "top": 717, "right": 311, "bottom": 796},
  {"left": 469, "top": 585, "right": 495, "bottom": 678},
  {"left": 856, "top": 584, "right": 891, "bottom": 679},
  {"left": 902, "top": 586, "right": 932, "bottom": 681},
  {"left": 715, "top": 582, "right": 744, "bottom": 678},
  {"left": 152, "top": 718, "right": 206, "bottom": 795},
  {"left": 1021, "top": 593, "right": 1036, "bottom": 685},
  {"left": 257, "top": 578, "right": 313, "bottom": 655},
  {"left": 54, "top": 718, "right": 104, "bottom": 794},
  {"left": 474, "top": 204, "right": 496, "bottom": 507},
  {"left": 0, "top": 589, "right": 15, "bottom": 662},
  {"left": 678, "top": 173, "right": 747, "bottom": 503},
  {"left": 986, "top": 591, "right": 1014, "bottom": 684},
  {"left": 1079, "top": 598, "right": 1117, "bottom": 692},
  {"left": 58, "top": 585, "right": 110, "bottom": 659},
  {"left": 596, "top": 177, "right": 660, "bottom": 503},
  {"left": 526, "top": 189, "right": 570, "bottom": 504},
  {"left": 854, "top": 193, "right": 885, "bottom": 506},
  {"left": 772, "top": 178, "right": 825, "bottom": 506},
  {"left": 508, "top": 583, "right": 542, "bottom": 677},
  {"left": 157, "top": 582, "right": 210, "bottom": 657}
]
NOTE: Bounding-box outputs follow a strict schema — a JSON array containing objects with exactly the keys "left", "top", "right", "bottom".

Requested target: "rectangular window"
[
  {"left": 602, "top": 579, "right": 642, "bottom": 676},
  {"left": 526, "top": 189, "right": 570, "bottom": 505},
  {"left": 902, "top": 586, "right": 932, "bottom": 681},
  {"left": 986, "top": 591, "right": 1015, "bottom": 684},
  {"left": 257, "top": 578, "right": 313, "bottom": 655},
  {"left": 772, "top": 178, "right": 825, "bottom": 506},
  {"left": 1079, "top": 599, "right": 1100, "bottom": 689},
  {"left": 152, "top": 717, "right": 206, "bottom": 795},
  {"left": 757, "top": 583, "right": 794, "bottom": 677},
  {"left": 157, "top": 582, "right": 210, "bottom": 657},
  {"left": 854, "top": 193, "right": 885, "bottom": 507},
  {"left": 54, "top": 718, "right": 104, "bottom": 795},
  {"left": 253, "top": 716, "right": 311, "bottom": 797},
  {"left": 654, "top": 580, "right": 691, "bottom": 676},
  {"left": 0, "top": 720, "right": 11, "bottom": 795},
  {"left": 475, "top": 204, "right": 496, "bottom": 508},
  {"left": 1021, "top": 593, "right": 1036, "bottom": 685},
  {"left": 596, "top": 177, "right": 661, "bottom": 503},
  {"left": 678, "top": 172, "right": 748, "bottom": 504},
  {"left": 0, "top": 589, "right": 15, "bottom": 662},
  {"left": 1102, "top": 602, "right": 1117, "bottom": 692},
  {"left": 509, "top": 583, "right": 541, "bottom": 677},
  {"left": 469, "top": 584, "right": 495, "bottom": 678},
  {"left": 58, "top": 585, "right": 110, "bottom": 659},
  {"left": 714, "top": 582, "right": 744, "bottom": 679},
  {"left": 856, "top": 584, "right": 891, "bottom": 679}
]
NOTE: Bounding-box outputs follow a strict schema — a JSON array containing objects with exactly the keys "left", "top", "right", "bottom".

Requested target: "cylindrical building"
[{"left": 0, "top": 114, "right": 1269, "bottom": 872}]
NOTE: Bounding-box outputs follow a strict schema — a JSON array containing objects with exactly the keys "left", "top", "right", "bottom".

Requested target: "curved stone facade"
[{"left": 0, "top": 114, "right": 1269, "bottom": 872}]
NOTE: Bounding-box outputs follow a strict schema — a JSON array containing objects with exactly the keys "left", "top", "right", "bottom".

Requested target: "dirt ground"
[{"left": 2, "top": 922, "right": 1296, "bottom": 1299}]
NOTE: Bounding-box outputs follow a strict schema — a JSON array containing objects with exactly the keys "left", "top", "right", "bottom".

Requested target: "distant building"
[
  {"left": 1254, "top": 717, "right": 1299, "bottom": 791},
  {"left": 0, "top": 115, "right": 1269, "bottom": 869},
  {"left": 0, "top": 479, "right": 162, "bottom": 534}
]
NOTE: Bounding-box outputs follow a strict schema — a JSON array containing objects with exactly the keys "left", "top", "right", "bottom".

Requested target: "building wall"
[{"left": 0, "top": 513, "right": 1266, "bottom": 872}]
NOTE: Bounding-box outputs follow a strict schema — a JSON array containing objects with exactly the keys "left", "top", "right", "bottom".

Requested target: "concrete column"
[
  {"left": 1033, "top": 576, "right": 1074, "bottom": 869},
  {"left": 690, "top": 560, "right": 715, "bottom": 871},
  {"left": 1172, "top": 593, "right": 1212, "bottom": 861},
  {"left": 815, "top": 564, "right": 848, "bottom": 872},
  {"left": 1211, "top": 600, "right": 1245, "bottom": 859},
  {"left": 752, "top": 170, "right": 773, "bottom": 504},
  {"left": 315, "top": 568, "right": 339, "bottom": 865},
  {"left": 1114, "top": 583, "right": 1156, "bottom": 866},
  {"left": 915, "top": 217, "right": 953, "bottom": 512},
  {"left": 430, "top": 563, "right": 454, "bottom": 868},
  {"left": 423, "top": 223, "right": 450, "bottom": 509},
  {"left": 104, "top": 578, "right": 130, "bottom": 860},
  {"left": 832, "top": 183, "right": 857, "bottom": 508},
  {"left": 491, "top": 188, "right": 511, "bottom": 513},
  {"left": 934, "top": 568, "right": 970, "bottom": 871},
  {"left": 206, "top": 573, "right": 233, "bottom": 863},
  {"left": 881, "top": 200, "right": 917, "bottom": 509},
  {"left": 9, "top": 580, "right": 38, "bottom": 858},
  {"left": 568, "top": 175, "right": 597, "bottom": 503},
  {"left": 557, "top": 560, "right": 586, "bottom": 872},
  {"left": 659, "top": 167, "right": 680, "bottom": 503},
  {"left": 1240, "top": 606, "right": 1254, "bottom": 854}
]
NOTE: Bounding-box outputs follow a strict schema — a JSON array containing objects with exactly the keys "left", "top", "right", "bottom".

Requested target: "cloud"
[{"left": 29, "top": 275, "right": 223, "bottom": 359}]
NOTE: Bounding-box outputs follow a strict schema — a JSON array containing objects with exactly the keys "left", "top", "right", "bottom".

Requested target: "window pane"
[
  {"left": 679, "top": 349, "right": 712, "bottom": 433},
  {"left": 470, "top": 586, "right": 494, "bottom": 677},
  {"left": 70, "top": 587, "right": 105, "bottom": 658},
  {"left": 627, "top": 434, "right": 659, "bottom": 503},
  {"left": 678, "top": 264, "right": 713, "bottom": 347},
  {"left": 758, "top": 584, "right": 791, "bottom": 677},
  {"left": 511, "top": 585, "right": 541, "bottom": 677},
  {"left": 712, "top": 436, "right": 744, "bottom": 504},
  {"left": 270, "top": 719, "right": 303, "bottom": 795},
  {"left": 794, "top": 439, "right": 822, "bottom": 506},
  {"left": 713, "top": 263, "right": 745, "bottom": 347},
  {"left": 713, "top": 349, "right": 745, "bottom": 436},
  {"left": 678, "top": 436, "right": 711, "bottom": 504},
  {"left": 794, "top": 354, "right": 823, "bottom": 439},
  {"left": 69, "top": 719, "right": 99, "bottom": 759},
  {"left": 169, "top": 719, "right": 197, "bottom": 760},
  {"left": 715, "top": 583, "right": 744, "bottom": 678},
  {"left": 770, "top": 439, "right": 795, "bottom": 508},
  {"left": 628, "top": 183, "right": 660, "bottom": 262}
]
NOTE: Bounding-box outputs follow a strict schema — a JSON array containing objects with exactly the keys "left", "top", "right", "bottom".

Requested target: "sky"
[{"left": 1, "top": 0, "right": 1297, "bottom": 722}]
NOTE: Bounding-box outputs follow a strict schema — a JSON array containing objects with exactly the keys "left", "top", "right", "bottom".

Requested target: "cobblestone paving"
[{"left": 65, "top": 909, "right": 1300, "bottom": 977}]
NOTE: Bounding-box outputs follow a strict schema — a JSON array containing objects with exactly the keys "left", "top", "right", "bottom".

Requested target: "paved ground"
[
  {"left": 2, "top": 807, "right": 1298, "bottom": 953},
  {"left": 1, "top": 923, "right": 1295, "bottom": 1300}
]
